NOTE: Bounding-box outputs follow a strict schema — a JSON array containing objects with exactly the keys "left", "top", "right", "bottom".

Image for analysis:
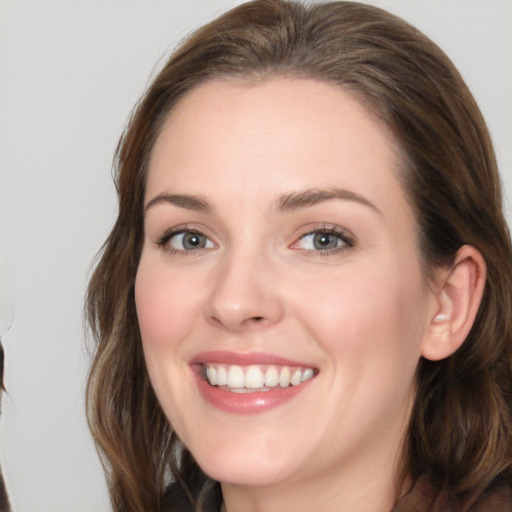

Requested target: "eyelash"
[
  {"left": 156, "top": 226, "right": 215, "bottom": 255},
  {"left": 292, "top": 225, "right": 355, "bottom": 256},
  {"left": 154, "top": 224, "right": 355, "bottom": 257}
]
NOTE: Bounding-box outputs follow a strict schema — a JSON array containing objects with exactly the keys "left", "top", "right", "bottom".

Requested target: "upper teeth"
[{"left": 205, "top": 364, "right": 315, "bottom": 390}]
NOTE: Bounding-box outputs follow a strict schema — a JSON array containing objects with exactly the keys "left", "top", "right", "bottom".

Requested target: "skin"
[{"left": 135, "top": 77, "right": 444, "bottom": 512}]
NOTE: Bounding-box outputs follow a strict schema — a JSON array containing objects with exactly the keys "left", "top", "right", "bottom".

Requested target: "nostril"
[
  {"left": 210, "top": 316, "right": 223, "bottom": 327},
  {"left": 208, "top": 314, "right": 267, "bottom": 331},
  {"left": 241, "top": 316, "right": 266, "bottom": 327}
]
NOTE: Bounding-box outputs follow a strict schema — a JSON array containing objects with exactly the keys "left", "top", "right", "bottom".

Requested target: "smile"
[
  {"left": 191, "top": 351, "right": 318, "bottom": 414},
  {"left": 203, "top": 363, "right": 315, "bottom": 392}
]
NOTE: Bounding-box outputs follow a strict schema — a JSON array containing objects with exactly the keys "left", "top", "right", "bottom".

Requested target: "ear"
[{"left": 421, "top": 245, "right": 486, "bottom": 361}]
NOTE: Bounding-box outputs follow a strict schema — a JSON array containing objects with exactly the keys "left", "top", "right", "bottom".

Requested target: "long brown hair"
[{"left": 86, "top": 1, "right": 512, "bottom": 510}]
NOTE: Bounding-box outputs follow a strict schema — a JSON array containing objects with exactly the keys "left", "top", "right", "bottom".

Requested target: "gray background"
[{"left": 1, "top": 1, "right": 511, "bottom": 510}]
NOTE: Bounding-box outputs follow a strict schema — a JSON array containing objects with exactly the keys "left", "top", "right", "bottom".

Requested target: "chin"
[
  {"left": 189, "top": 439, "right": 295, "bottom": 487},
  {"left": 201, "top": 461, "right": 290, "bottom": 488}
]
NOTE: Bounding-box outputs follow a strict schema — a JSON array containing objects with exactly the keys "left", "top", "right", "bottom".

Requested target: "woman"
[{"left": 86, "top": 1, "right": 512, "bottom": 510}]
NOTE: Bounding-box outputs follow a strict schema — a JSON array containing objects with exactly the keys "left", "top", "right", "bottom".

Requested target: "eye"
[
  {"left": 293, "top": 227, "right": 354, "bottom": 253},
  {"left": 158, "top": 229, "right": 215, "bottom": 253}
]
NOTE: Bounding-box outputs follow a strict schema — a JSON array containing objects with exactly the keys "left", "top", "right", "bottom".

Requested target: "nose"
[{"left": 204, "top": 249, "right": 284, "bottom": 332}]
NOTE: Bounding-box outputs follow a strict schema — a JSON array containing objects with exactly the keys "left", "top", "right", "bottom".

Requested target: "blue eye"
[
  {"left": 296, "top": 229, "right": 353, "bottom": 252},
  {"left": 162, "top": 231, "right": 214, "bottom": 252}
]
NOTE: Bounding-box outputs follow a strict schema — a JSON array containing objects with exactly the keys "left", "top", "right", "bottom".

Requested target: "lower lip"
[{"left": 194, "top": 371, "right": 314, "bottom": 415}]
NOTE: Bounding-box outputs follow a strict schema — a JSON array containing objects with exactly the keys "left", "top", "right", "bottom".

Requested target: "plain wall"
[{"left": 0, "top": 1, "right": 511, "bottom": 510}]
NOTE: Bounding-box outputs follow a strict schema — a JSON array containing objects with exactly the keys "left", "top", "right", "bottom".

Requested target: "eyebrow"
[
  {"left": 144, "top": 193, "right": 212, "bottom": 213},
  {"left": 277, "top": 188, "right": 381, "bottom": 214},
  {"left": 144, "top": 188, "right": 380, "bottom": 216}
]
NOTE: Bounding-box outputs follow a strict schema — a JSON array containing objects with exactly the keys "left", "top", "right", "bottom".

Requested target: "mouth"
[
  {"left": 190, "top": 352, "right": 318, "bottom": 414},
  {"left": 202, "top": 363, "right": 316, "bottom": 393}
]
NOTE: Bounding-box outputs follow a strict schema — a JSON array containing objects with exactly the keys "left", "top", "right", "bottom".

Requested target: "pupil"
[
  {"left": 314, "top": 233, "right": 337, "bottom": 250},
  {"left": 184, "top": 233, "right": 204, "bottom": 249}
]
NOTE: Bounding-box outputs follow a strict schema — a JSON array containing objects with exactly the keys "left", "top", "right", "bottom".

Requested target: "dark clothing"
[
  {"left": 164, "top": 476, "right": 512, "bottom": 512},
  {"left": 163, "top": 479, "right": 221, "bottom": 512}
]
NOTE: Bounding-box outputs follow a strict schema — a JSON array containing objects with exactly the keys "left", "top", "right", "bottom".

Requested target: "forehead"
[{"left": 147, "top": 77, "right": 408, "bottom": 217}]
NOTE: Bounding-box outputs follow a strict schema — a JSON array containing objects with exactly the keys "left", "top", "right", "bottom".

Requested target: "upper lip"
[{"left": 190, "top": 350, "right": 316, "bottom": 368}]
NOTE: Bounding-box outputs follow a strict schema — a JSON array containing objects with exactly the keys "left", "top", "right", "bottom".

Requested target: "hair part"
[{"left": 86, "top": 1, "right": 512, "bottom": 510}]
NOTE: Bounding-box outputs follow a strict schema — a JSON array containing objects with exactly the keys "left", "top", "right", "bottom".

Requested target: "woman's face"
[{"left": 136, "top": 78, "right": 438, "bottom": 490}]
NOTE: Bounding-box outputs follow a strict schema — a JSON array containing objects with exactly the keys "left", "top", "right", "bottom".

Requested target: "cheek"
[
  {"left": 135, "top": 257, "right": 201, "bottom": 349},
  {"left": 288, "top": 261, "right": 427, "bottom": 370},
  {"left": 134, "top": 255, "right": 204, "bottom": 426}
]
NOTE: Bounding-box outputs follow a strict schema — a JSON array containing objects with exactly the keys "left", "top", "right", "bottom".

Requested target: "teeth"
[
  {"left": 227, "top": 365, "right": 245, "bottom": 388},
  {"left": 204, "top": 363, "right": 316, "bottom": 390},
  {"left": 217, "top": 366, "right": 227, "bottom": 386},
  {"left": 245, "top": 366, "right": 264, "bottom": 388},
  {"left": 279, "top": 367, "right": 291, "bottom": 387},
  {"left": 264, "top": 366, "right": 279, "bottom": 387},
  {"left": 206, "top": 366, "right": 217, "bottom": 385},
  {"left": 291, "top": 369, "right": 302, "bottom": 386},
  {"left": 301, "top": 368, "right": 314, "bottom": 382}
]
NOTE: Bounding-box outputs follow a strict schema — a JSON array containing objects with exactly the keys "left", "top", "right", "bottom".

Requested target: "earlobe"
[{"left": 421, "top": 245, "right": 486, "bottom": 361}]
